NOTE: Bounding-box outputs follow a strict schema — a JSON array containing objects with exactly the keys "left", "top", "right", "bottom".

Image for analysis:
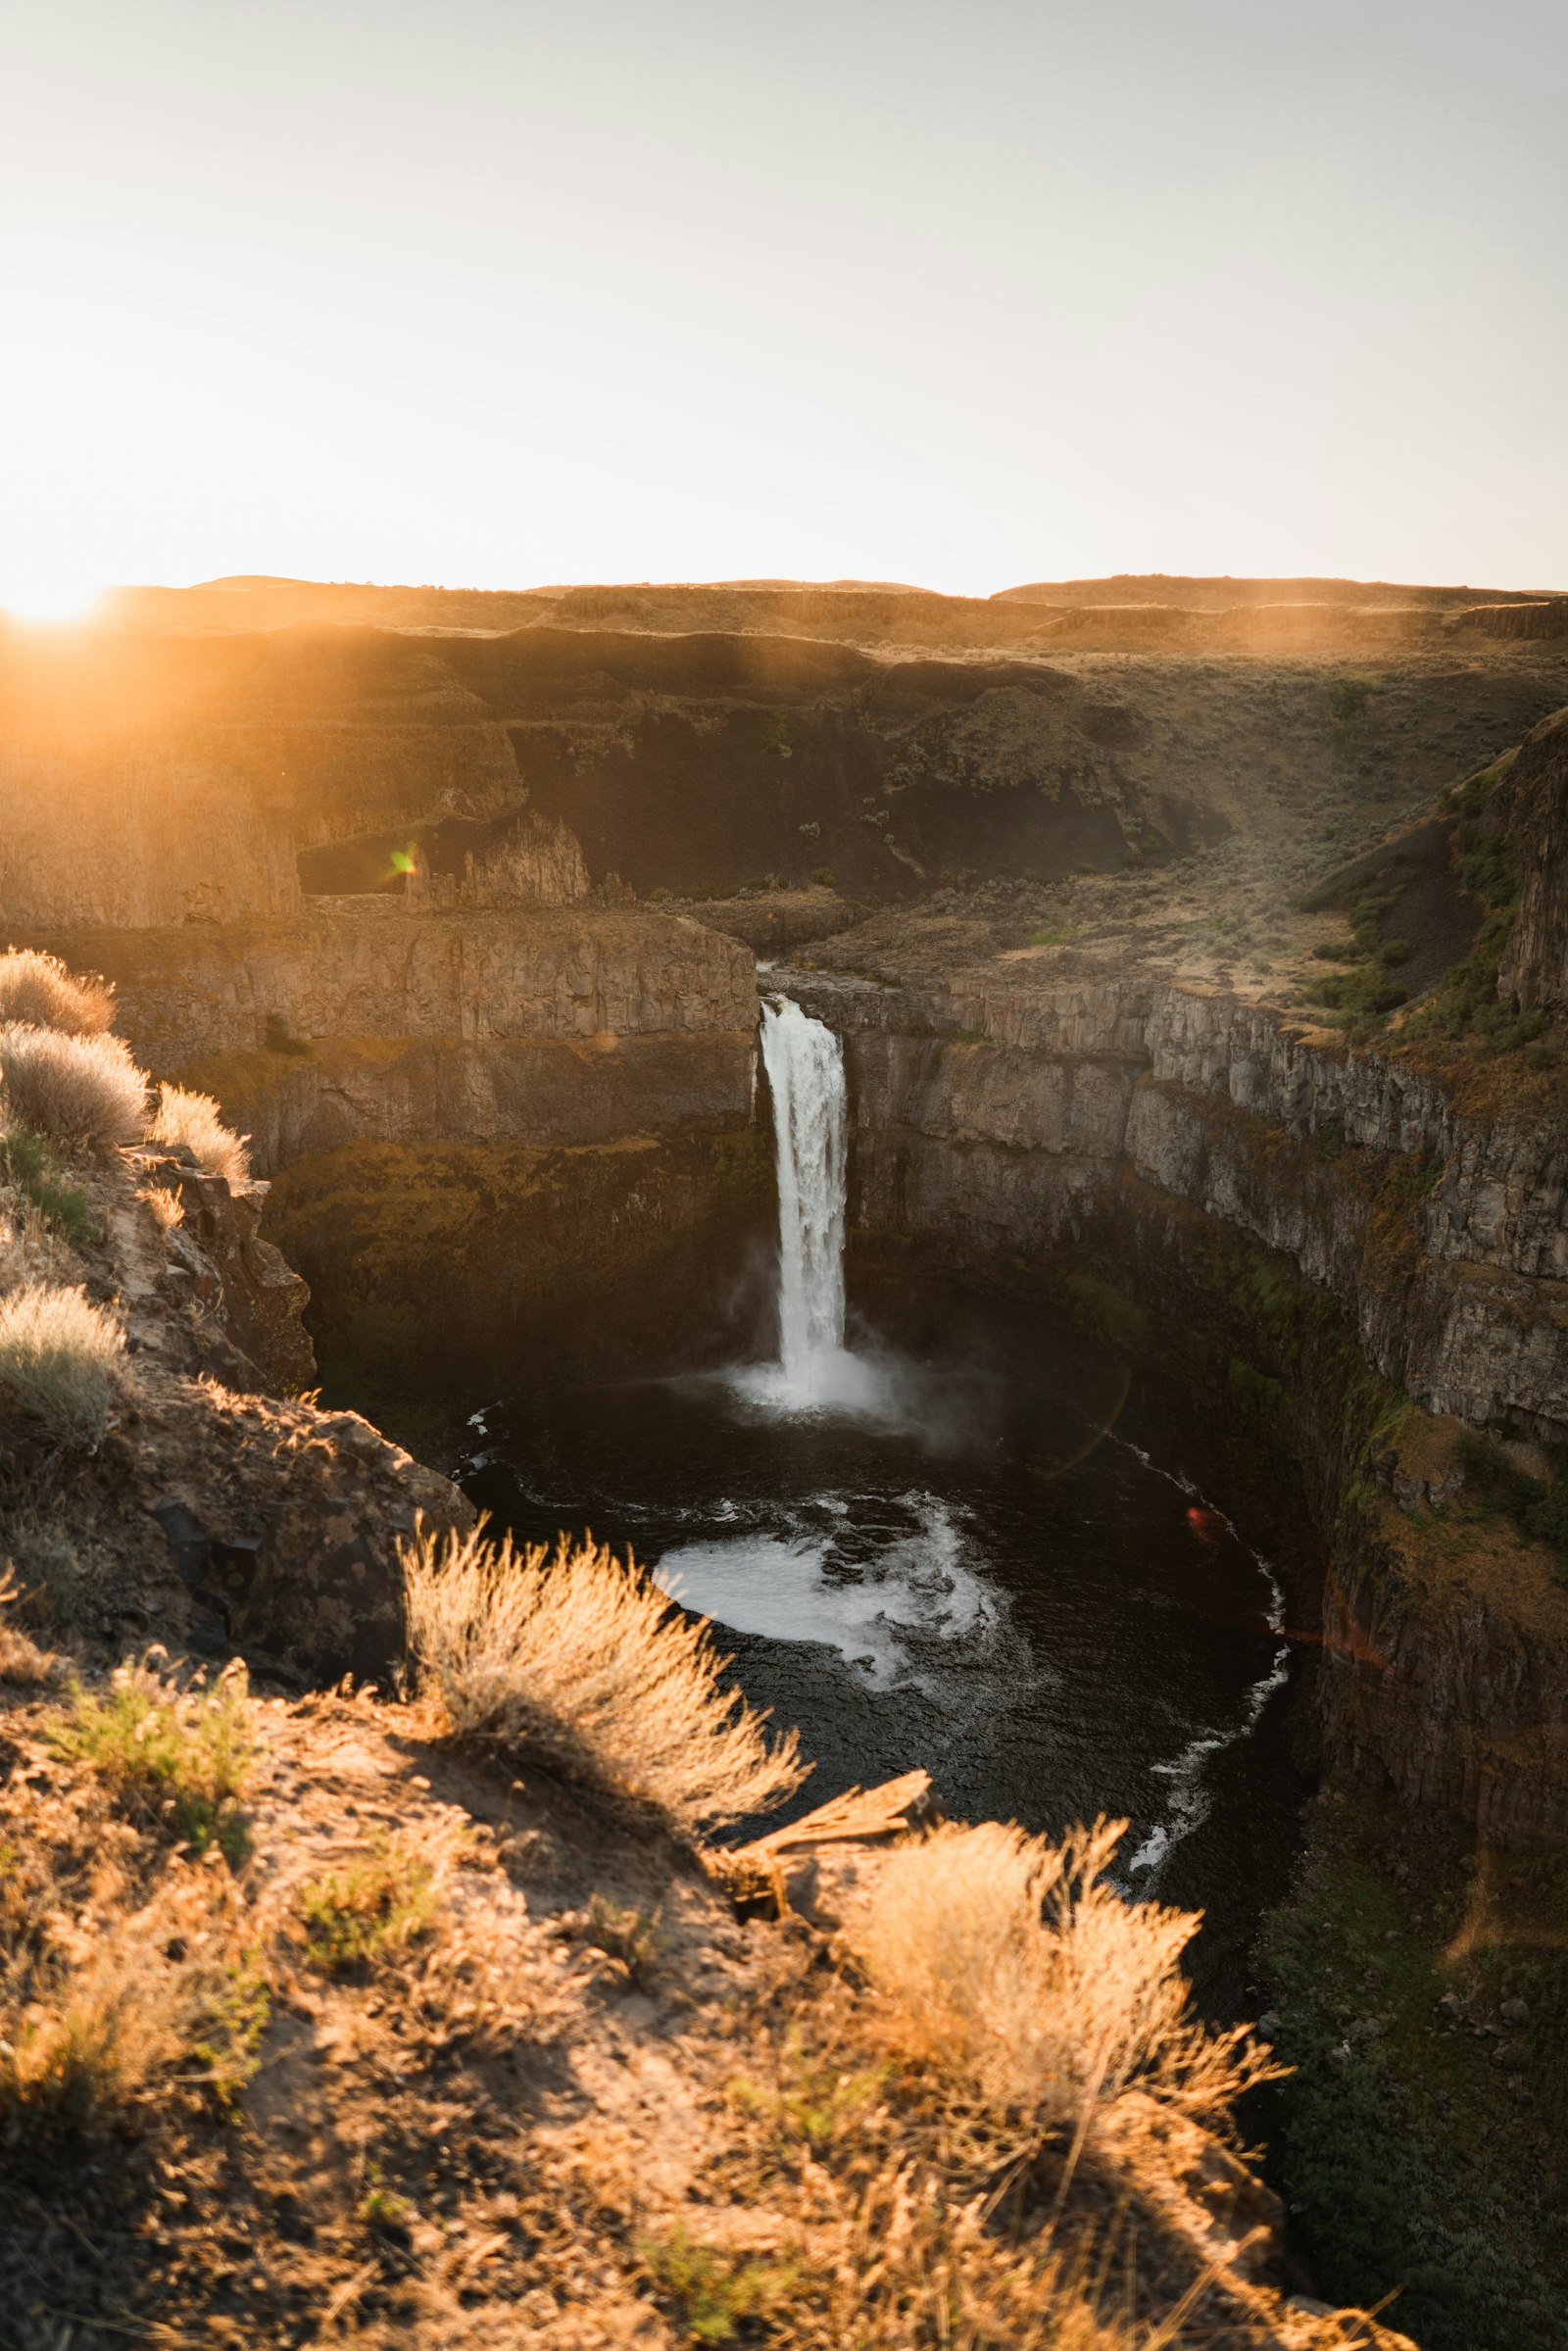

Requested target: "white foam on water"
[
  {"left": 653, "top": 1494, "right": 996, "bottom": 1690},
  {"left": 1125, "top": 1539, "right": 1292, "bottom": 1885}
]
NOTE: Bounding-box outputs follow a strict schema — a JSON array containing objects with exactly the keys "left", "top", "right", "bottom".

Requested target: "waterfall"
[{"left": 760, "top": 995, "right": 849, "bottom": 1400}]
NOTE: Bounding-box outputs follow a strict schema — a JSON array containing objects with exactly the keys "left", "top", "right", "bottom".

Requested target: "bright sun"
[{"left": 0, "top": 568, "right": 107, "bottom": 625}]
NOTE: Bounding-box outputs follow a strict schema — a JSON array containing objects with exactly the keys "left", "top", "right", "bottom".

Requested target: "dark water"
[{"left": 458, "top": 1272, "right": 1305, "bottom": 2004}]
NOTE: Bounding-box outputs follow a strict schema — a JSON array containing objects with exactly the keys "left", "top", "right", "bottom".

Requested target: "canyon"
[{"left": 5, "top": 573, "right": 1568, "bottom": 2340}]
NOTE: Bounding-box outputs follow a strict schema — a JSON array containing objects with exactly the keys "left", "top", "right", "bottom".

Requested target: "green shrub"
[
  {"left": 1307, "top": 966, "right": 1408, "bottom": 1020},
  {"left": 297, "top": 1836, "right": 437, "bottom": 1973},
  {"left": 0, "top": 1131, "right": 99, "bottom": 1245},
  {"left": 729, "top": 2038, "right": 885, "bottom": 2150},
  {"left": 584, "top": 1893, "right": 663, "bottom": 1987},
  {"left": 1456, "top": 1433, "right": 1568, "bottom": 1570},
  {"left": 51, "top": 1657, "right": 256, "bottom": 1863},
  {"left": 1328, "top": 675, "right": 1375, "bottom": 727},
  {"left": 191, "top": 1953, "right": 270, "bottom": 2117},
  {"left": 638, "top": 2227, "right": 803, "bottom": 2344}
]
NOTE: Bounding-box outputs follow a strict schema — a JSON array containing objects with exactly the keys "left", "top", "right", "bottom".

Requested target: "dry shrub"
[
  {"left": 0, "top": 1282, "right": 124, "bottom": 1445},
  {"left": 0, "top": 1564, "right": 59, "bottom": 1687},
  {"left": 0, "top": 1927, "right": 186, "bottom": 2132},
  {"left": 0, "top": 949, "right": 114, "bottom": 1036},
  {"left": 0, "top": 1859, "right": 258, "bottom": 2137},
  {"left": 845, "top": 1819, "right": 1274, "bottom": 2134},
  {"left": 147, "top": 1082, "right": 251, "bottom": 1188},
  {"left": 403, "top": 1522, "right": 807, "bottom": 1836},
  {"left": 794, "top": 2157, "right": 1147, "bottom": 2351},
  {"left": 0, "top": 1023, "right": 146, "bottom": 1150}
]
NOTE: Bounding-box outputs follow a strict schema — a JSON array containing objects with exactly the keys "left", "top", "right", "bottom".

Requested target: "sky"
[{"left": 2, "top": 0, "right": 1566, "bottom": 615}]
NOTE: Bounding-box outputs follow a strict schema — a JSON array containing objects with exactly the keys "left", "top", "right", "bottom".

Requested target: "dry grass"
[
  {"left": 147, "top": 1082, "right": 251, "bottom": 1188},
  {"left": 137, "top": 1179, "right": 184, "bottom": 1231},
  {"left": 0, "top": 1809, "right": 261, "bottom": 2141},
  {"left": 0, "top": 1917, "right": 188, "bottom": 2133},
  {"left": 0, "top": 1282, "right": 124, "bottom": 1445},
  {"left": 0, "top": 950, "right": 114, "bottom": 1036},
  {"left": 0, "top": 1567, "right": 59, "bottom": 1688},
  {"left": 0, "top": 1024, "right": 146, "bottom": 1150},
  {"left": 403, "top": 1522, "right": 807, "bottom": 1836},
  {"left": 719, "top": 2156, "right": 1164, "bottom": 2351},
  {"left": 844, "top": 1818, "right": 1276, "bottom": 2134},
  {"left": 0, "top": 1675, "right": 1382, "bottom": 2351}
]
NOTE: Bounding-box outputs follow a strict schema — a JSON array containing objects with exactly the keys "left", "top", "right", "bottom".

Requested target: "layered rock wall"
[
  {"left": 781, "top": 959, "right": 1568, "bottom": 1844},
  {"left": 787, "top": 962, "right": 1568, "bottom": 1439}
]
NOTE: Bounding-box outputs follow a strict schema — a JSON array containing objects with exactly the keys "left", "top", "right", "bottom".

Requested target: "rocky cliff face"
[
  {"left": 3, "top": 1144, "right": 468, "bottom": 1690},
  {"left": 15, "top": 906, "right": 759, "bottom": 1174},
  {"left": 786, "top": 958, "right": 1568, "bottom": 1441},
  {"left": 1499, "top": 707, "right": 1568, "bottom": 1015},
  {"left": 778, "top": 952, "right": 1568, "bottom": 1844}
]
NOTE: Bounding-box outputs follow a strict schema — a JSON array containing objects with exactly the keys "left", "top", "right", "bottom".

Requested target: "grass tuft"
[
  {"left": 51, "top": 1655, "right": 256, "bottom": 1863},
  {"left": 0, "top": 1935, "right": 183, "bottom": 2135},
  {"left": 297, "top": 1835, "right": 438, "bottom": 1974},
  {"left": 0, "top": 1282, "right": 123, "bottom": 1445},
  {"left": 403, "top": 1522, "right": 808, "bottom": 1837},
  {"left": 147, "top": 1083, "right": 252, "bottom": 1188},
  {"left": 638, "top": 2226, "right": 804, "bottom": 2345}
]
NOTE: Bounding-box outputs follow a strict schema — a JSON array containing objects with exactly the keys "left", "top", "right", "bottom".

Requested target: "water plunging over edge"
[{"left": 741, "top": 996, "right": 880, "bottom": 1412}]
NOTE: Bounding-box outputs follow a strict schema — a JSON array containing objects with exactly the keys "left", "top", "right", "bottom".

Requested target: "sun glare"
[{"left": 0, "top": 569, "right": 107, "bottom": 626}]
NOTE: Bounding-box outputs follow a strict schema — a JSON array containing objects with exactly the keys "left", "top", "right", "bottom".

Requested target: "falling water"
[{"left": 759, "top": 995, "right": 850, "bottom": 1402}]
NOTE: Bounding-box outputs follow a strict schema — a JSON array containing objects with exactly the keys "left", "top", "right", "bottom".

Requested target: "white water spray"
[{"left": 755, "top": 995, "right": 866, "bottom": 1407}]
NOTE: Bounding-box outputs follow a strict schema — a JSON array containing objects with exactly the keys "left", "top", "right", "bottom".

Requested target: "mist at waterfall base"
[{"left": 458, "top": 999, "right": 1304, "bottom": 1996}]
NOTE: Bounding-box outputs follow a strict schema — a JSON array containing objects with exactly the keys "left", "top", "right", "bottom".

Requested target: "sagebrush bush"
[
  {"left": 0, "top": 1283, "right": 123, "bottom": 1444},
  {"left": 0, "top": 949, "right": 114, "bottom": 1036},
  {"left": 846, "top": 1817, "right": 1274, "bottom": 2133},
  {"left": 147, "top": 1083, "right": 251, "bottom": 1188},
  {"left": 0, "top": 1024, "right": 146, "bottom": 1149},
  {"left": 403, "top": 1523, "right": 807, "bottom": 1835},
  {"left": 51, "top": 1655, "right": 256, "bottom": 1862}
]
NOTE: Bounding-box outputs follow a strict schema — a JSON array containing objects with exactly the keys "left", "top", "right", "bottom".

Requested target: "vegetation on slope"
[{"left": 1261, "top": 1786, "right": 1568, "bottom": 2351}]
